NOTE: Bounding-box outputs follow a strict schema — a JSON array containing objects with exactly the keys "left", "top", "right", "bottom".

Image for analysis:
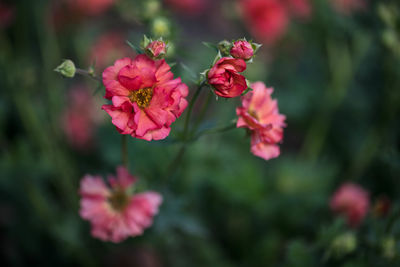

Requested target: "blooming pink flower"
[
  {"left": 145, "top": 40, "right": 167, "bottom": 59},
  {"left": 330, "top": 182, "right": 370, "bottom": 227},
  {"left": 79, "top": 166, "right": 162, "bottom": 243},
  {"left": 0, "top": 2, "right": 14, "bottom": 29},
  {"left": 230, "top": 40, "right": 254, "bottom": 60},
  {"left": 164, "top": 0, "right": 208, "bottom": 16},
  {"left": 89, "top": 32, "right": 134, "bottom": 72},
  {"left": 330, "top": 0, "right": 366, "bottom": 15},
  {"left": 236, "top": 82, "right": 286, "bottom": 160},
  {"left": 62, "top": 86, "right": 103, "bottom": 150},
  {"left": 102, "top": 55, "right": 188, "bottom": 141},
  {"left": 207, "top": 57, "right": 247, "bottom": 98},
  {"left": 239, "top": 0, "right": 289, "bottom": 45}
]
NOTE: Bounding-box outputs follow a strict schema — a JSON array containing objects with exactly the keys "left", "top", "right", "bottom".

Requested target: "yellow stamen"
[
  {"left": 108, "top": 188, "right": 129, "bottom": 211},
  {"left": 129, "top": 88, "right": 153, "bottom": 108}
]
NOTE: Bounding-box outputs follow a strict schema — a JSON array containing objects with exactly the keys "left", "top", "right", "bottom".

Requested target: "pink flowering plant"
[{"left": 3, "top": 0, "right": 397, "bottom": 265}]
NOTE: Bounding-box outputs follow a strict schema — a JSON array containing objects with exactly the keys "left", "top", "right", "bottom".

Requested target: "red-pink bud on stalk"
[
  {"left": 230, "top": 40, "right": 254, "bottom": 60},
  {"left": 145, "top": 40, "right": 167, "bottom": 59}
]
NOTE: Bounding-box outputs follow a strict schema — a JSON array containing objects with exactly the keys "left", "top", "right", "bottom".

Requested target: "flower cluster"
[
  {"left": 236, "top": 82, "right": 286, "bottom": 160},
  {"left": 79, "top": 166, "right": 162, "bottom": 242},
  {"left": 102, "top": 54, "right": 188, "bottom": 141}
]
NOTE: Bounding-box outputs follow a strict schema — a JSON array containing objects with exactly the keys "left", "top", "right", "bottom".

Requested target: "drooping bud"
[
  {"left": 217, "top": 40, "right": 232, "bottom": 56},
  {"left": 230, "top": 40, "right": 254, "bottom": 60},
  {"left": 145, "top": 40, "right": 167, "bottom": 59},
  {"left": 54, "top": 59, "right": 76, "bottom": 78},
  {"left": 330, "top": 232, "right": 357, "bottom": 258}
]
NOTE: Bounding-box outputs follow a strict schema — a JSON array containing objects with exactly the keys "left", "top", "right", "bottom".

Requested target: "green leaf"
[
  {"left": 202, "top": 42, "right": 219, "bottom": 52},
  {"left": 126, "top": 40, "right": 143, "bottom": 54}
]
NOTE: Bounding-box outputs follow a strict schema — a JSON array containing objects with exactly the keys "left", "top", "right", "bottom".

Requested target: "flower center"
[
  {"left": 248, "top": 109, "right": 258, "bottom": 120},
  {"left": 129, "top": 88, "right": 153, "bottom": 108},
  {"left": 108, "top": 188, "right": 130, "bottom": 211}
]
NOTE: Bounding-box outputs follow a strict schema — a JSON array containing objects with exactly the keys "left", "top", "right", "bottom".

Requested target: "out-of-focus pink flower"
[
  {"left": 330, "top": 0, "right": 366, "bottom": 15},
  {"left": 164, "top": 0, "right": 208, "bottom": 16},
  {"left": 79, "top": 166, "right": 162, "bottom": 243},
  {"left": 239, "top": 0, "right": 289, "bottom": 45},
  {"left": 230, "top": 40, "right": 254, "bottom": 60},
  {"left": 70, "top": 0, "right": 115, "bottom": 16},
  {"left": 145, "top": 40, "right": 167, "bottom": 59},
  {"left": 62, "top": 86, "right": 103, "bottom": 149},
  {"left": 89, "top": 32, "right": 134, "bottom": 72},
  {"left": 236, "top": 82, "right": 286, "bottom": 160},
  {"left": 285, "top": 0, "right": 312, "bottom": 19},
  {"left": 207, "top": 57, "right": 247, "bottom": 98},
  {"left": 102, "top": 55, "right": 188, "bottom": 141},
  {"left": 0, "top": 2, "right": 15, "bottom": 29},
  {"left": 330, "top": 182, "right": 370, "bottom": 227}
]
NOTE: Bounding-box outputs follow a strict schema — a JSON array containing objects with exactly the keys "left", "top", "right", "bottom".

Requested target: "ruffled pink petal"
[
  {"left": 103, "top": 57, "right": 132, "bottom": 85},
  {"left": 102, "top": 104, "right": 134, "bottom": 134},
  {"left": 79, "top": 175, "right": 110, "bottom": 198}
]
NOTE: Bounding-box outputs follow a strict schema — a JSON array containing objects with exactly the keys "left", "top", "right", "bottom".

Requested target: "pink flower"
[
  {"left": 207, "top": 57, "right": 247, "bottom": 98},
  {"left": 330, "top": 0, "right": 366, "bottom": 15},
  {"left": 330, "top": 182, "right": 370, "bottom": 227},
  {"left": 145, "top": 40, "right": 167, "bottom": 59},
  {"left": 102, "top": 55, "right": 188, "bottom": 141},
  {"left": 164, "top": 0, "right": 208, "bottom": 16},
  {"left": 230, "top": 40, "right": 254, "bottom": 60},
  {"left": 62, "top": 86, "right": 103, "bottom": 150},
  {"left": 0, "top": 2, "right": 14, "bottom": 29},
  {"left": 239, "top": 0, "right": 289, "bottom": 45},
  {"left": 236, "top": 82, "right": 286, "bottom": 160},
  {"left": 90, "top": 32, "right": 134, "bottom": 72},
  {"left": 79, "top": 166, "right": 162, "bottom": 243}
]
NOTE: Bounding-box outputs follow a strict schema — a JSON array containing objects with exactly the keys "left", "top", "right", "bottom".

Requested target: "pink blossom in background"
[
  {"left": 62, "top": 86, "right": 103, "bottom": 150},
  {"left": 102, "top": 55, "right": 188, "bottom": 141},
  {"left": 238, "top": 0, "right": 312, "bottom": 45},
  {"left": 285, "top": 0, "right": 312, "bottom": 19},
  {"left": 236, "top": 82, "right": 286, "bottom": 161},
  {"left": 207, "top": 57, "right": 247, "bottom": 98},
  {"left": 79, "top": 166, "right": 162, "bottom": 242},
  {"left": 0, "top": 2, "right": 15, "bottom": 29},
  {"left": 89, "top": 32, "right": 134, "bottom": 72},
  {"left": 164, "top": 0, "right": 208, "bottom": 16},
  {"left": 330, "top": 182, "right": 370, "bottom": 227},
  {"left": 330, "top": 0, "right": 366, "bottom": 15},
  {"left": 239, "top": 0, "right": 289, "bottom": 45},
  {"left": 230, "top": 40, "right": 254, "bottom": 60}
]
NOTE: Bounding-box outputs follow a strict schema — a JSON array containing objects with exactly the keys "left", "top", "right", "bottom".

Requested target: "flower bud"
[
  {"left": 218, "top": 40, "right": 232, "bottom": 56},
  {"left": 230, "top": 40, "right": 254, "bottom": 60},
  {"left": 382, "top": 237, "right": 396, "bottom": 259},
  {"left": 145, "top": 40, "right": 167, "bottom": 59},
  {"left": 143, "top": 0, "right": 161, "bottom": 19},
  {"left": 54, "top": 59, "right": 76, "bottom": 78},
  {"left": 151, "top": 17, "right": 171, "bottom": 37},
  {"left": 330, "top": 232, "right": 357, "bottom": 258}
]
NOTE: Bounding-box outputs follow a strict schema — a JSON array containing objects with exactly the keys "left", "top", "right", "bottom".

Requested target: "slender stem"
[
  {"left": 121, "top": 135, "right": 128, "bottom": 168},
  {"left": 182, "top": 81, "right": 206, "bottom": 140},
  {"left": 166, "top": 81, "right": 206, "bottom": 177},
  {"left": 193, "top": 122, "right": 237, "bottom": 140},
  {"left": 75, "top": 68, "right": 102, "bottom": 83},
  {"left": 192, "top": 90, "right": 213, "bottom": 134}
]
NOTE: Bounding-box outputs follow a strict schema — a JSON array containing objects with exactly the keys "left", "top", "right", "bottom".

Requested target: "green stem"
[
  {"left": 121, "top": 135, "right": 128, "bottom": 168},
  {"left": 193, "top": 122, "right": 237, "bottom": 140},
  {"left": 182, "top": 81, "right": 206, "bottom": 140},
  {"left": 166, "top": 81, "right": 206, "bottom": 177},
  {"left": 75, "top": 68, "right": 102, "bottom": 83}
]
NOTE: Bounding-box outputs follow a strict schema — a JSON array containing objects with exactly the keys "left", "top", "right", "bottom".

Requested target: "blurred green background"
[{"left": 1, "top": 0, "right": 400, "bottom": 266}]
